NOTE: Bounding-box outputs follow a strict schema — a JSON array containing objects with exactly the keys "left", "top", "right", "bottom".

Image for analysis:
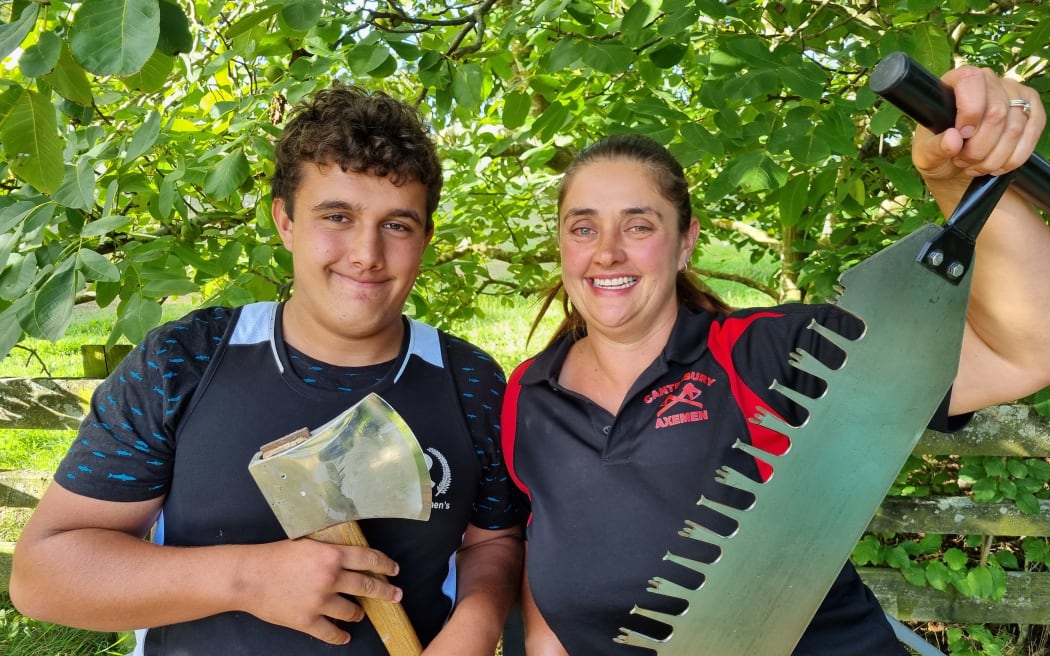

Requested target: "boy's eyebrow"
[
  {"left": 311, "top": 199, "right": 361, "bottom": 213},
  {"left": 311, "top": 200, "right": 424, "bottom": 226}
]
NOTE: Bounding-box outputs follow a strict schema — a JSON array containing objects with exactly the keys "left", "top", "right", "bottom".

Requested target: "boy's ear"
[{"left": 273, "top": 197, "right": 293, "bottom": 249}]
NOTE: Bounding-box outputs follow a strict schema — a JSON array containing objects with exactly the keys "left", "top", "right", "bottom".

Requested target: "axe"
[{"left": 248, "top": 392, "right": 432, "bottom": 655}]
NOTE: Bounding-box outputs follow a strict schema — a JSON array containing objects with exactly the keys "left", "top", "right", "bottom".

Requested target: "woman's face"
[{"left": 558, "top": 158, "right": 698, "bottom": 342}]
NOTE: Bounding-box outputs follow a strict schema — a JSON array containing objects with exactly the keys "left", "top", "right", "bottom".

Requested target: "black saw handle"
[{"left": 870, "top": 51, "right": 1050, "bottom": 215}]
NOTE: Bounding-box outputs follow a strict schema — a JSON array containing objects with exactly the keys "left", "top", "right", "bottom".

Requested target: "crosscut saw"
[{"left": 617, "top": 53, "right": 1050, "bottom": 655}]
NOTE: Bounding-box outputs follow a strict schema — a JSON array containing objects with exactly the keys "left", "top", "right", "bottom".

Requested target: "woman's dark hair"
[
  {"left": 270, "top": 83, "right": 443, "bottom": 231},
  {"left": 531, "top": 134, "right": 731, "bottom": 345}
]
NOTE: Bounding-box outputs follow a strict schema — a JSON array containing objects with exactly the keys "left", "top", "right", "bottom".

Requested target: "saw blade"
[{"left": 618, "top": 225, "right": 970, "bottom": 654}]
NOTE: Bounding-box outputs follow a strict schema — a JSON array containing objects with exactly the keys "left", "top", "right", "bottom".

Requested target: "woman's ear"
[{"left": 679, "top": 216, "right": 701, "bottom": 270}]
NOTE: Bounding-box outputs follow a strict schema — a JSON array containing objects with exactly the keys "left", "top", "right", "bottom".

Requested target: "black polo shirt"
[
  {"left": 57, "top": 302, "right": 527, "bottom": 655},
  {"left": 504, "top": 304, "right": 911, "bottom": 655}
]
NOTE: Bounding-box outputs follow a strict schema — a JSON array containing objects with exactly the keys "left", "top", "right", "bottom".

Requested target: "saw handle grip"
[
  {"left": 870, "top": 51, "right": 1050, "bottom": 215},
  {"left": 310, "top": 521, "right": 423, "bottom": 656}
]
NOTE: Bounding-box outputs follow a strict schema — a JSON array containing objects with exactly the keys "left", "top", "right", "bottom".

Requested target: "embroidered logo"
[
  {"left": 646, "top": 371, "right": 717, "bottom": 429},
  {"left": 425, "top": 447, "right": 452, "bottom": 510}
]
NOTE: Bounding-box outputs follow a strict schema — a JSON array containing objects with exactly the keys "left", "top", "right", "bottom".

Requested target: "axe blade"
[{"left": 248, "top": 393, "right": 432, "bottom": 539}]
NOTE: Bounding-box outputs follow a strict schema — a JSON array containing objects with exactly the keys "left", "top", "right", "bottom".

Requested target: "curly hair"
[{"left": 270, "top": 83, "right": 443, "bottom": 231}]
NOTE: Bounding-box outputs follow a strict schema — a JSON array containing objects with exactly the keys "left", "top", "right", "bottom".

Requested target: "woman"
[{"left": 502, "top": 66, "right": 1050, "bottom": 654}]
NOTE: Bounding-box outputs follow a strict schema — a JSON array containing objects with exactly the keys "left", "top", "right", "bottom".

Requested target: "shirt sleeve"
[
  {"left": 444, "top": 335, "right": 530, "bottom": 531},
  {"left": 54, "top": 307, "right": 233, "bottom": 502}
]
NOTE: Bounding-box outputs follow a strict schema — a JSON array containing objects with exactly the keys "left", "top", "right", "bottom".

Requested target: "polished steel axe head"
[{"left": 248, "top": 393, "right": 432, "bottom": 539}]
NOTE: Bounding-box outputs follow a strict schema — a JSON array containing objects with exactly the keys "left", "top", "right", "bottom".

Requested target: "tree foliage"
[{"left": 1, "top": 0, "right": 1048, "bottom": 356}]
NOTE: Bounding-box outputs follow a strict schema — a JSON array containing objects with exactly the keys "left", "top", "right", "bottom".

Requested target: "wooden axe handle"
[{"left": 310, "top": 520, "right": 423, "bottom": 656}]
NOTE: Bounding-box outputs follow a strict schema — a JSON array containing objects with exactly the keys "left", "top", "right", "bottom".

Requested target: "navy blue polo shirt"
[{"left": 504, "top": 304, "right": 912, "bottom": 655}]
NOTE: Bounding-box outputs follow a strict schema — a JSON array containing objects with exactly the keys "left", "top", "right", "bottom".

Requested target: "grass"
[{"left": 0, "top": 246, "right": 776, "bottom": 655}]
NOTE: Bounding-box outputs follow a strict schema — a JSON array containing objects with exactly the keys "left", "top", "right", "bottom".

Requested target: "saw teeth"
[
  {"left": 715, "top": 465, "right": 764, "bottom": 494},
  {"left": 680, "top": 518, "right": 729, "bottom": 544},
  {"left": 647, "top": 576, "right": 696, "bottom": 601},
  {"left": 731, "top": 436, "right": 786, "bottom": 465},
  {"left": 787, "top": 347, "right": 835, "bottom": 380},
  {"left": 696, "top": 495, "right": 746, "bottom": 523},
  {"left": 750, "top": 407, "right": 797, "bottom": 437},
  {"left": 663, "top": 551, "right": 709, "bottom": 575},
  {"left": 808, "top": 317, "right": 862, "bottom": 351},
  {"left": 769, "top": 378, "right": 820, "bottom": 408},
  {"left": 630, "top": 604, "right": 681, "bottom": 626},
  {"left": 615, "top": 626, "right": 667, "bottom": 648}
]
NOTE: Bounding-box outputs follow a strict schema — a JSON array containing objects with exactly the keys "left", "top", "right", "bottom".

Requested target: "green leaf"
[
  {"left": 452, "top": 63, "right": 484, "bottom": 111},
  {"left": 22, "top": 259, "right": 77, "bottom": 341},
  {"left": 1006, "top": 459, "right": 1028, "bottom": 478},
  {"left": 884, "top": 544, "right": 911, "bottom": 570},
  {"left": 1022, "top": 537, "right": 1049, "bottom": 565},
  {"left": 0, "top": 253, "right": 36, "bottom": 301},
  {"left": 142, "top": 277, "right": 199, "bottom": 296},
  {"left": 157, "top": 0, "right": 193, "bottom": 55},
  {"left": 1015, "top": 490, "right": 1041, "bottom": 515},
  {"left": 787, "top": 131, "right": 831, "bottom": 167},
  {"left": 778, "top": 175, "right": 810, "bottom": 227},
  {"left": 77, "top": 248, "right": 121, "bottom": 282},
  {"left": 282, "top": 0, "right": 324, "bottom": 31},
  {"left": 943, "top": 547, "right": 969, "bottom": 571},
  {"left": 502, "top": 91, "right": 531, "bottom": 129},
  {"left": 0, "top": 4, "right": 39, "bottom": 61},
  {"left": 902, "top": 566, "right": 926, "bottom": 587},
  {"left": 650, "top": 43, "right": 687, "bottom": 69},
  {"left": 82, "top": 214, "right": 133, "bottom": 238},
  {"left": 984, "top": 457, "right": 1007, "bottom": 477},
  {"left": 69, "top": 0, "right": 161, "bottom": 76},
  {"left": 778, "top": 62, "right": 827, "bottom": 101},
  {"left": 0, "top": 295, "right": 32, "bottom": 360},
  {"left": 965, "top": 565, "right": 995, "bottom": 600},
  {"left": 869, "top": 105, "right": 903, "bottom": 135},
  {"left": 348, "top": 42, "right": 393, "bottom": 75},
  {"left": 159, "top": 172, "right": 182, "bottom": 219},
  {"left": 924, "top": 560, "right": 950, "bottom": 590},
  {"left": 971, "top": 476, "right": 999, "bottom": 503},
  {"left": 851, "top": 534, "right": 881, "bottom": 565},
  {"left": 113, "top": 294, "right": 163, "bottom": 344},
  {"left": 19, "top": 31, "right": 63, "bottom": 78},
  {"left": 994, "top": 550, "right": 1019, "bottom": 570},
  {"left": 203, "top": 150, "right": 250, "bottom": 201},
  {"left": 911, "top": 23, "right": 952, "bottom": 75},
  {"left": 124, "top": 110, "right": 161, "bottom": 164},
  {"left": 549, "top": 38, "right": 586, "bottom": 71},
  {"left": 44, "top": 44, "right": 95, "bottom": 106},
  {"left": 53, "top": 157, "right": 97, "bottom": 210},
  {"left": 0, "top": 228, "right": 22, "bottom": 274},
  {"left": 123, "top": 49, "right": 174, "bottom": 93},
  {"left": 0, "top": 87, "right": 65, "bottom": 194},
  {"left": 582, "top": 41, "right": 633, "bottom": 74},
  {"left": 217, "top": 241, "right": 244, "bottom": 272},
  {"left": 621, "top": 1, "right": 658, "bottom": 36}
]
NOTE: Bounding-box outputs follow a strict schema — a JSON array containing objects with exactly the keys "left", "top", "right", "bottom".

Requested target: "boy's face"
[{"left": 272, "top": 161, "right": 432, "bottom": 365}]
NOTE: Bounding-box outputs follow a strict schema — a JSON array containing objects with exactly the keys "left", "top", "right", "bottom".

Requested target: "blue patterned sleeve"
[
  {"left": 444, "top": 335, "right": 530, "bottom": 531},
  {"left": 54, "top": 307, "right": 233, "bottom": 502}
]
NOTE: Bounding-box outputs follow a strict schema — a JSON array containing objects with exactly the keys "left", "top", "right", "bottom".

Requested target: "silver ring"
[{"left": 1009, "top": 98, "right": 1032, "bottom": 116}]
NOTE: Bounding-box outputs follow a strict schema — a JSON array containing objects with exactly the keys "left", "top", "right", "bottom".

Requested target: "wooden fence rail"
[{"left": 2, "top": 377, "right": 1049, "bottom": 628}]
